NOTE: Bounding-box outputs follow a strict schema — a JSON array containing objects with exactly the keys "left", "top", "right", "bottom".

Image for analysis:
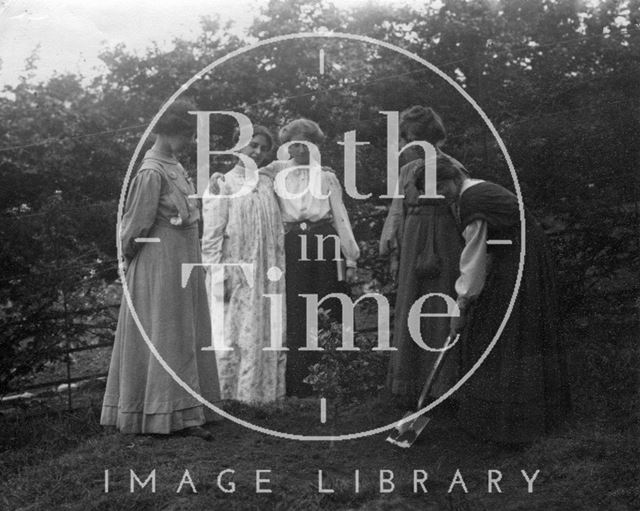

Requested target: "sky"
[
  {"left": 0, "top": 0, "right": 259, "bottom": 86},
  {"left": 0, "top": 0, "right": 416, "bottom": 88}
]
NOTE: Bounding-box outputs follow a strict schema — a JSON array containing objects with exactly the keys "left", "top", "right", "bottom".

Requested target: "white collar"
[{"left": 460, "top": 178, "right": 484, "bottom": 195}]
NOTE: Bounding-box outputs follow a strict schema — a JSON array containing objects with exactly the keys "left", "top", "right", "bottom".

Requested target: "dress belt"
[
  {"left": 154, "top": 216, "right": 199, "bottom": 230},
  {"left": 285, "top": 216, "right": 334, "bottom": 234}
]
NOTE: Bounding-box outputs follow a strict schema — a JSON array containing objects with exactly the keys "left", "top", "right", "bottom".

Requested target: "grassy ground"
[
  {"left": 1, "top": 310, "right": 637, "bottom": 510},
  {"left": 0, "top": 396, "right": 636, "bottom": 510}
]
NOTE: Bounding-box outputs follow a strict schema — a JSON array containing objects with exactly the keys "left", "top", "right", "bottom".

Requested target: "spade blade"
[{"left": 385, "top": 413, "right": 431, "bottom": 448}]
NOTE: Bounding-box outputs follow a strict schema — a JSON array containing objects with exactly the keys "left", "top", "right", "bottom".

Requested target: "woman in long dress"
[
  {"left": 260, "top": 119, "right": 360, "bottom": 397},
  {"left": 381, "top": 106, "right": 466, "bottom": 405},
  {"left": 437, "top": 158, "right": 571, "bottom": 444},
  {"left": 101, "top": 100, "right": 220, "bottom": 438},
  {"left": 201, "top": 126, "right": 287, "bottom": 403}
]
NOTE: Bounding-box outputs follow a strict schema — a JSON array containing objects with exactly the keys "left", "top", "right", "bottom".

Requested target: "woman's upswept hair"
[
  {"left": 399, "top": 105, "right": 446, "bottom": 146},
  {"left": 415, "top": 154, "right": 463, "bottom": 193},
  {"left": 278, "top": 118, "right": 325, "bottom": 146},
  {"left": 153, "top": 98, "right": 197, "bottom": 137},
  {"left": 232, "top": 124, "right": 275, "bottom": 152},
  {"left": 435, "top": 154, "right": 463, "bottom": 182}
]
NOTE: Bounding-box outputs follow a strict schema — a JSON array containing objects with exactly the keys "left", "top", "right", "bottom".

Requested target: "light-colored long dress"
[
  {"left": 101, "top": 148, "right": 220, "bottom": 434},
  {"left": 201, "top": 165, "right": 286, "bottom": 403}
]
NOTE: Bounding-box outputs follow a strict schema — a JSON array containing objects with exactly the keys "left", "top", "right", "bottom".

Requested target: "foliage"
[
  {"left": 0, "top": 0, "right": 638, "bottom": 390},
  {"left": 0, "top": 193, "right": 117, "bottom": 394},
  {"left": 303, "top": 310, "right": 388, "bottom": 405}
]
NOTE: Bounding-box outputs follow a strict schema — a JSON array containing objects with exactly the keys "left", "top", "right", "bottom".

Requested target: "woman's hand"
[
  {"left": 389, "top": 256, "right": 399, "bottom": 284},
  {"left": 449, "top": 310, "right": 468, "bottom": 339},
  {"left": 379, "top": 233, "right": 398, "bottom": 258},
  {"left": 119, "top": 256, "right": 132, "bottom": 275},
  {"left": 208, "top": 173, "right": 225, "bottom": 195},
  {"left": 345, "top": 267, "right": 357, "bottom": 284}
]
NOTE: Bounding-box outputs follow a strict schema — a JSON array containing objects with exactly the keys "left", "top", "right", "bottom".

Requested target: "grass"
[
  {"left": 1, "top": 306, "right": 637, "bottom": 510},
  {"left": 1, "top": 393, "right": 637, "bottom": 510}
]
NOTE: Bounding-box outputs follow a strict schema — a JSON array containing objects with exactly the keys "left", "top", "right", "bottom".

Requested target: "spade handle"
[{"left": 416, "top": 335, "right": 457, "bottom": 410}]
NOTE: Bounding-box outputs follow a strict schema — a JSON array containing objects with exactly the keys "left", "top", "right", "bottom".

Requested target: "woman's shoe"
[{"left": 181, "top": 426, "right": 213, "bottom": 441}]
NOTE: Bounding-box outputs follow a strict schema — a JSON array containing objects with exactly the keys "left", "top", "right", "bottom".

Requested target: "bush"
[
  {"left": 303, "top": 310, "right": 388, "bottom": 406},
  {"left": 0, "top": 194, "right": 117, "bottom": 394}
]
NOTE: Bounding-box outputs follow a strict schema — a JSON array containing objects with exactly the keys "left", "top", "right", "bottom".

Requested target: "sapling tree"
[{"left": 304, "top": 310, "right": 388, "bottom": 425}]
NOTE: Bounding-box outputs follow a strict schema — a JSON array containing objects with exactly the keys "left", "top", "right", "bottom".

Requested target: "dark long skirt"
[
  {"left": 457, "top": 214, "right": 571, "bottom": 444},
  {"left": 388, "top": 204, "right": 463, "bottom": 403},
  {"left": 284, "top": 222, "right": 348, "bottom": 397}
]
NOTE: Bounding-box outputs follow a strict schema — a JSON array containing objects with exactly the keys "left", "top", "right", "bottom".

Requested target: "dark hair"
[
  {"left": 399, "top": 105, "right": 446, "bottom": 146},
  {"left": 232, "top": 124, "right": 275, "bottom": 152},
  {"left": 435, "top": 154, "right": 463, "bottom": 181},
  {"left": 278, "top": 118, "right": 325, "bottom": 146},
  {"left": 416, "top": 154, "right": 463, "bottom": 192},
  {"left": 153, "top": 98, "right": 196, "bottom": 137}
]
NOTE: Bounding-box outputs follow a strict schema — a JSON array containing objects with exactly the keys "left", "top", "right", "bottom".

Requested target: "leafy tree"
[{"left": 0, "top": 0, "right": 637, "bottom": 391}]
